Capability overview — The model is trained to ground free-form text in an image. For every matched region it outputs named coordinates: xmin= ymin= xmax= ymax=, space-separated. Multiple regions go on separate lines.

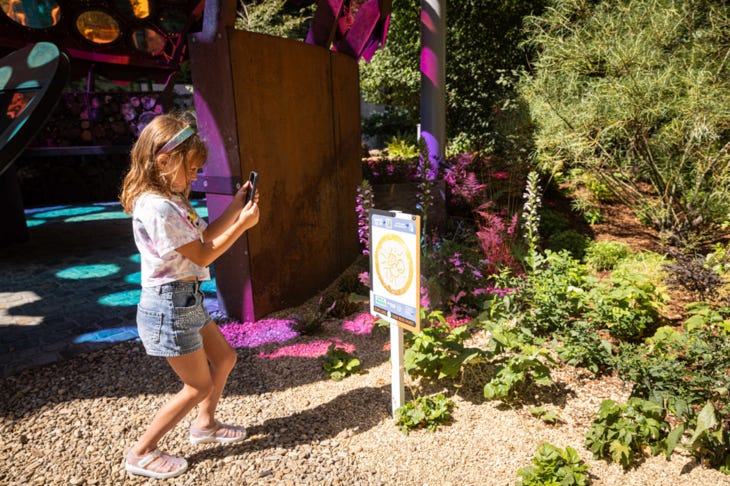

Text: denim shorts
xmin=136 ymin=280 xmax=212 ymax=357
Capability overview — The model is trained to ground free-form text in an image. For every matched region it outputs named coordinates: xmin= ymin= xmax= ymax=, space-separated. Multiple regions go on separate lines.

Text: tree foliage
xmin=519 ymin=0 xmax=730 ymax=247
xmin=235 ymin=0 xmax=315 ymax=39
xmin=360 ymin=0 xmax=546 ymax=152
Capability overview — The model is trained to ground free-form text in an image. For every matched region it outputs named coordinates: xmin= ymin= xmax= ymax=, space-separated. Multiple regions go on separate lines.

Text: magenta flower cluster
xmin=341 ymin=312 xmax=377 ymax=335
xmin=219 ymin=318 xmax=299 ymax=349
xmin=257 ymin=338 xmax=355 ymax=360
xmin=362 ymin=157 xmax=421 ymax=184
xmin=443 ymin=153 xmax=487 ymax=205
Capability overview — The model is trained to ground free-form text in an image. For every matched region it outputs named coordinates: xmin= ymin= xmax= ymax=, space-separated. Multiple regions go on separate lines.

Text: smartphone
xmin=245 ymin=171 xmax=259 ymax=204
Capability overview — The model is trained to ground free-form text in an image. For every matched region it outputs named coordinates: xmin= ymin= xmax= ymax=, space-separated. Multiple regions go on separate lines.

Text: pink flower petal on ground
xmin=342 ymin=312 xmax=377 ymax=335
xmin=220 ymin=318 xmax=299 ymax=349
xmin=257 ymin=338 xmax=355 ymax=360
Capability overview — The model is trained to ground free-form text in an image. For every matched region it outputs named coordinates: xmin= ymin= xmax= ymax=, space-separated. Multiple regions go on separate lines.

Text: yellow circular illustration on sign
xmin=374 ymin=233 xmax=413 ymax=296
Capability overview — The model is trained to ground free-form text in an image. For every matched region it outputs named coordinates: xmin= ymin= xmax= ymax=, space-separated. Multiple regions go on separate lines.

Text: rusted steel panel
xmin=227 ymin=29 xmax=361 ymax=318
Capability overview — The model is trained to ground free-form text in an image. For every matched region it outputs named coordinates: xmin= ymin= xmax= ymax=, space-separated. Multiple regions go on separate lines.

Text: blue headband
xmin=157 ymin=125 xmax=195 ymax=155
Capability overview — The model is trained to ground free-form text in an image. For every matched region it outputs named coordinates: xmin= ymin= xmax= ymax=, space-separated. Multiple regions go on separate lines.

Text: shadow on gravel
xmin=0 ymin=318 xmax=392 ymax=418
xmin=185 ymin=384 xmax=392 ymax=465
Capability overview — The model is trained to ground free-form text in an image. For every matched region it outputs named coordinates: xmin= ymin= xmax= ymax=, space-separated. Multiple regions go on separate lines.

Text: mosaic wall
xmin=28 ymin=90 xmax=194 ymax=148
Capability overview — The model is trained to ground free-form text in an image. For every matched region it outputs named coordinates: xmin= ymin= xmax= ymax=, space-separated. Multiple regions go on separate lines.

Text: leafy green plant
xmin=617 ymin=314 xmax=730 ymax=420
xmin=421 ymin=225 xmax=490 ymax=317
xmin=587 ymin=273 xmax=664 ymax=341
xmin=292 ymin=297 xmax=336 ymax=335
xmin=611 ymin=251 xmax=668 ymax=283
xmin=323 ymin=292 xmax=363 ymax=319
xmin=385 ymin=135 xmax=419 ymax=158
xmin=517 ymin=443 xmax=590 ymax=486
xmin=362 ymin=109 xmax=415 ymax=145
xmin=683 ymin=302 xmax=730 ymax=335
xmin=404 ymin=321 xmax=483 ymax=380
xmin=585 ymin=398 xmax=675 ymax=469
xmin=321 ymin=344 xmax=361 ymax=381
xmin=519 ymin=250 xmax=589 ymax=336
xmin=529 ymin=406 xmax=564 ymax=425
xmin=555 ymin=320 xmax=613 ymax=375
xmin=537 ymin=208 xmax=569 ymax=240
xmin=483 ymin=344 xmax=554 ymax=403
xmin=584 ymin=241 xmax=632 ymax=272
xmin=394 ymin=393 xmax=454 ymax=434
xmin=685 ymin=401 xmax=730 ymax=474
xmin=705 ymin=242 xmax=730 ymax=276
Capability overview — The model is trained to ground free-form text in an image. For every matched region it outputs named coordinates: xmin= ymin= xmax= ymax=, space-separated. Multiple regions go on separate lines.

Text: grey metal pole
xmin=420 ymin=0 xmax=446 ymax=176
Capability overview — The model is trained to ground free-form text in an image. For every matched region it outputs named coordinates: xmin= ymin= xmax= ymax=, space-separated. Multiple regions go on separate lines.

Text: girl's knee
xmin=183 ymin=381 xmax=214 ymax=402
xmin=216 ymin=347 xmax=237 ymax=372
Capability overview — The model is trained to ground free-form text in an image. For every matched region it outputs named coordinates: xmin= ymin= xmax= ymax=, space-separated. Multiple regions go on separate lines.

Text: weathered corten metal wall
xmin=190 ymin=26 xmax=361 ymax=320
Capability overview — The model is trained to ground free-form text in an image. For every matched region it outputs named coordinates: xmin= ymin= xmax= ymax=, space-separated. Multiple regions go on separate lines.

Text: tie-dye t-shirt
xmin=133 ymin=193 xmax=211 ymax=287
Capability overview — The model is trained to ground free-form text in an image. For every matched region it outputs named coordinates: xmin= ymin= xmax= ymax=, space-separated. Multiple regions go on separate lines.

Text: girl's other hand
xmin=235 ymin=180 xmax=251 ymax=206
xmin=238 ymin=189 xmax=259 ymax=229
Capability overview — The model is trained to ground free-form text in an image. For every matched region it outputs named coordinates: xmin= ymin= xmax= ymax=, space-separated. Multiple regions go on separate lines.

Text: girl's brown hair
xmin=120 ymin=112 xmax=208 ymax=214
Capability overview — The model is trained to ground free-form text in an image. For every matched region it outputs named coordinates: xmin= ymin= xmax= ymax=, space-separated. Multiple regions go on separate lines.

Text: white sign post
xmin=369 ymin=209 xmax=421 ymax=416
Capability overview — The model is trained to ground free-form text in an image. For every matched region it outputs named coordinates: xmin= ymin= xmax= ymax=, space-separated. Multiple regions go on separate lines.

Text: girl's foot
xmin=125 ymin=448 xmax=188 ymax=479
xmin=190 ymin=421 xmax=247 ymax=444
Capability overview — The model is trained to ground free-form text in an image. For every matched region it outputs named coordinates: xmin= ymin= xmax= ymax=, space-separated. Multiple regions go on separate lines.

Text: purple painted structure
xmin=419 ymin=0 xmax=445 ymax=176
xmin=188 ymin=0 xmax=255 ymax=321
xmin=306 ymin=0 xmax=392 ymax=61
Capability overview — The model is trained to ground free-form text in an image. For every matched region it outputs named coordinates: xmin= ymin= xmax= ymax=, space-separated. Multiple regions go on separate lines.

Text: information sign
xmin=369 ymin=209 xmax=421 ymax=332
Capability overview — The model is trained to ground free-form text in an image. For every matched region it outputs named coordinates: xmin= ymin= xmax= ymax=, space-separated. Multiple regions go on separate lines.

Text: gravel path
xmin=1 ymin=307 xmax=729 ymax=486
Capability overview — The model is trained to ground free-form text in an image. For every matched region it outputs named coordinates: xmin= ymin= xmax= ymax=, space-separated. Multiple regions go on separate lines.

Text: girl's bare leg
xmin=192 ymin=321 xmax=238 ymax=430
xmin=131 ymin=348 xmax=213 ymax=456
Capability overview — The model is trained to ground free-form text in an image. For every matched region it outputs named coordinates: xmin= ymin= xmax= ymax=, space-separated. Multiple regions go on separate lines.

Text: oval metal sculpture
xmin=0 ymin=41 xmax=69 ymax=176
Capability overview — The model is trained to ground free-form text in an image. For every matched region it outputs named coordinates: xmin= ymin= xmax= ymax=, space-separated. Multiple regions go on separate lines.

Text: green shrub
xmin=587 ymin=273 xmax=664 ymax=341
xmin=584 ymin=241 xmax=632 ymax=271
xmin=403 ymin=321 xmax=483 ymax=380
xmin=362 ymin=109 xmax=414 ymax=144
xmin=555 ymin=320 xmax=613 ymax=375
xmin=520 ymin=0 xmax=730 ymax=245
xmin=612 ymin=251 xmax=668 ymax=281
xmin=520 ymin=250 xmax=589 ymax=335
xmin=321 ymin=344 xmax=361 ymax=381
xmin=483 ymin=344 xmax=554 ymax=403
xmin=517 ymin=443 xmax=590 ymax=486
xmin=385 ymin=135 xmax=419 ymax=158
xmin=585 ymin=398 xmax=674 ymax=469
xmin=570 ymin=196 xmax=603 ymax=225
xmin=547 ymin=229 xmax=592 ymax=259
xmin=617 ymin=314 xmax=730 ymax=419
xmin=686 ymin=401 xmax=730 ymax=474
xmin=394 ymin=393 xmax=454 ymax=434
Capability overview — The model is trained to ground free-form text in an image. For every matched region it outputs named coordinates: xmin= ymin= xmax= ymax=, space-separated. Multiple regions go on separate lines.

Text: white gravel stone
xmin=1 ymin=275 xmax=729 ymax=485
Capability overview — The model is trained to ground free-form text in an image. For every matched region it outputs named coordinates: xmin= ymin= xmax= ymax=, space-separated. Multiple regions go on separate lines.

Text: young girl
xmin=119 ymin=112 xmax=259 ymax=479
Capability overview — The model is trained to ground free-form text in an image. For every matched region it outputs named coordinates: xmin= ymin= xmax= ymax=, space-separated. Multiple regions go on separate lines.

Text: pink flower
xmin=220 ymin=318 xmax=299 ymax=348
xmin=445 ymin=314 xmax=471 ymax=330
xmin=489 ymin=171 xmax=509 ymax=180
xmin=342 ymin=312 xmax=377 ymax=335
xmin=257 ymin=338 xmax=355 ymax=359
xmin=358 ymin=271 xmax=370 ymax=288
